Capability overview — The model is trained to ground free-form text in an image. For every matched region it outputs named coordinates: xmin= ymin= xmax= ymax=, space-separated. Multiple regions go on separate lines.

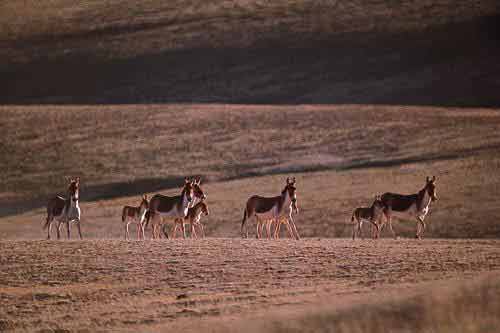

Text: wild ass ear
xmin=292 ymin=177 xmax=296 ymax=184
xmin=286 ymin=177 xmax=290 ymax=185
xmin=426 ymin=176 xmax=430 ymax=183
xmin=76 ymin=177 xmax=80 ymax=184
xmin=143 ymin=194 xmax=147 ymax=200
xmin=432 ymin=176 xmax=436 ymax=182
xmin=184 ymin=177 xmax=190 ymax=184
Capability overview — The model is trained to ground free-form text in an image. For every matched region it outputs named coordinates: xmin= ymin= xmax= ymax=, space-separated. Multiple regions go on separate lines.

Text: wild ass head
xmin=425 ymin=176 xmax=438 ymax=202
xmin=284 ymin=177 xmax=298 ymax=208
xmin=372 ymin=195 xmax=385 ymax=212
xmin=201 ymin=202 xmax=210 ymax=216
xmin=192 ymin=177 xmax=207 ymax=202
xmin=182 ymin=178 xmax=195 ymax=203
xmin=68 ymin=177 xmax=80 ymax=202
xmin=139 ymin=194 xmax=149 ymax=211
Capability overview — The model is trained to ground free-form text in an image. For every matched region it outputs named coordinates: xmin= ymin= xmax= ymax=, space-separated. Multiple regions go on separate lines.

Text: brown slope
xmin=1 ymin=1 xmax=499 ymax=105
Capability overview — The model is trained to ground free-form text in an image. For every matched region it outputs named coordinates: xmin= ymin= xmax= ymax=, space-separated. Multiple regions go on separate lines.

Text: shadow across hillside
xmin=4 ymin=141 xmax=498 ymax=219
xmin=2 ymin=16 xmax=500 ymax=106
xmin=0 ymin=176 xmax=187 ymax=218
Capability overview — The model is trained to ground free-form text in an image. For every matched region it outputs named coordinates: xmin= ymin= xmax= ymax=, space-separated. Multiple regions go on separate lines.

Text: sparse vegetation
xmin=0 ymin=239 xmax=499 ymax=331
xmin=1 ymin=106 xmax=500 ymax=238
xmin=235 ymin=274 xmax=500 ymax=333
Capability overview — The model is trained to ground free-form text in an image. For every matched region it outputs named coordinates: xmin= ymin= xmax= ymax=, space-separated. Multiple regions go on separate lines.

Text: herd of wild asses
xmin=44 ymin=176 xmax=438 ymax=240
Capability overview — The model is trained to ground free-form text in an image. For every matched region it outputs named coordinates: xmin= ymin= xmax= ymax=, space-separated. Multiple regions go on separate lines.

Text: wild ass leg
xmin=141 ymin=222 xmax=146 ymax=240
xmin=284 ymin=219 xmax=294 ymax=239
xmin=352 ymin=215 xmax=359 ymax=240
xmin=76 ymin=220 xmax=83 ymax=239
xmin=149 ymin=213 xmax=156 ymax=239
xmin=47 ymin=221 xmax=52 ymax=240
xmin=46 ymin=215 xmax=53 ymax=240
xmin=369 ymin=218 xmax=379 ymax=239
xmin=125 ymin=221 xmax=130 ymax=240
xmin=288 ymin=214 xmax=300 ymax=240
xmin=265 ymin=219 xmax=273 ymax=239
xmin=385 ymin=210 xmax=397 ymax=239
xmin=255 ymin=216 xmax=262 ymax=239
xmin=190 ymin=223 xmax=198 ymax=239
xmin=200 ymin=223 xmax=205 ymax=238
xmin=55 ymin=221 xmax=63 ymax=240
xmin=180 ymin=220 xmax=187 ymax=239
xmin=152 ymin=214 xmax=162 ymax=239
xmin=171 ymin=223 xmax=178 ymax=239
xmin=66 ymin=221 xmax=71 ymax=239
xmin=274 ymin=219 xmax=281 ymax=239
xmin=416 ymin=216 xmax=425 ymax=239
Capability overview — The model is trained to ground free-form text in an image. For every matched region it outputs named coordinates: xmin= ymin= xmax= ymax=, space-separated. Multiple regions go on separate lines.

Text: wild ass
xmin=171 ymin=201 xmax=210 ymax=238
xmin=147 ymin=178 xmax=205 ymax=239
xmin=351 ymin=196 xmax=383 ymax=240
xmin=379 ymin=176 xmax=438 ymax=239
xmin=44 ymin=177 xmax=82 ymax=240
xmin=241 ymin=177 xmax=300 ymax=240
xmin=121 ymin=195 xmax=149 ymax=240
xmin=170 ymin=177 xmax=206 ymax=238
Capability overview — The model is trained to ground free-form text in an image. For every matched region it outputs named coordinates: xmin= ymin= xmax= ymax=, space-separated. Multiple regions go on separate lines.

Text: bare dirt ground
xmin=1 ymin=238 xmax=499 ymax=332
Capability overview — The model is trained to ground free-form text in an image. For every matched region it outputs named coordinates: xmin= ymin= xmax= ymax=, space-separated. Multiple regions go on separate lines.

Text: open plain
xmin=1 ymin=239 xmax=500 ymax=332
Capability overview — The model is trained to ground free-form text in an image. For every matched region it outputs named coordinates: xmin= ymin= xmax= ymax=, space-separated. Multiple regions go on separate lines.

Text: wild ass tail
xmin=144 ymin=210 xmax=151 ymax=231
xmin=240 ymin=209 xmax=248 ymax=238
xmin=43 ymin=205 xmax=51 ymax=230
xmin=43 ymin=216 xmax=50 ymax=230
xmin=121 ymin=207 xmax=127 ymax=223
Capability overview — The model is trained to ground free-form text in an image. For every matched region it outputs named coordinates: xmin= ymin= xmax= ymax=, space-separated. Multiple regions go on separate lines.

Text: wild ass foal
xmin=44 ymin=177 xmax=82 ymax=239
xmin=121 ymin=195 xmax=149 ymax=240
xmin=256 ymin=199 xmax=299 ymax=239
xmin=147 ymin=178 xmax=205 ymax=239
xmin=379 ymin=176 xmax=438 ymax=239
xmin=351 ymin=196 xmax=383 ymax=240
xmin=172 ymin=201 xmax=210 ymax=238
xmin=241 ymin=177 xmax=300 ymax=240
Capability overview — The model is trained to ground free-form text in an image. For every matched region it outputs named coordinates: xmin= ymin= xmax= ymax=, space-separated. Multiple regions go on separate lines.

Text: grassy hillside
xmin=1 ymin=0 xmax=499 ymax=104
xmin=1 ymin=1 xmax=500 ymax=238
xmin=1 ymin=105 xmax=500 ymax=239
xmin=234 ymin=273 xmax=500 ymax=333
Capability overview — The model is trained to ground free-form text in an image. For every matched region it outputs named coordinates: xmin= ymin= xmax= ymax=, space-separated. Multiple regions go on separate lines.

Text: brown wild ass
xmin=44 ymin=177 xmax=82 ymax=240
xmin=146 ymin=178 xmax=205 ymax=239
xmin=121 ymin=195 xmax=149 ymax=240
xmin=170 ymin=177 xmax=206 ymax=238
xmin=379 ymin=176 xmax=438 ymax=239
xmin=171 ymin=201 xmax=210 ymax=238
xmin=241 ymin=177 xmax=300 ymax=240
xmin=351 ymin=196 xmax=383 ymax=240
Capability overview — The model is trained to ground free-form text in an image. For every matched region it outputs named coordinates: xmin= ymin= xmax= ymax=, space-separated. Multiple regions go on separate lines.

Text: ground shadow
xmin=2 ymin=15 xmax=500 ymax=106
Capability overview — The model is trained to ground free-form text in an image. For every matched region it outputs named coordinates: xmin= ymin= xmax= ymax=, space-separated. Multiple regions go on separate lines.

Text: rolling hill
xmin=1 ymin=0 xmax=499 ymax=105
